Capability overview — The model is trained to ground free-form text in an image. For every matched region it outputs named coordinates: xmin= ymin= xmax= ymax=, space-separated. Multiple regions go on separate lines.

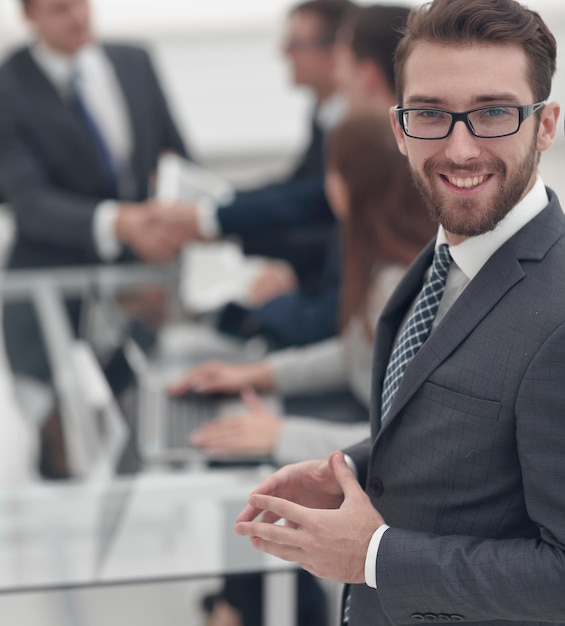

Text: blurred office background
xmin=1 ymin=0 xmax=563 ymax=191
xmin=0 ymin=2 xmax=563 ymax=624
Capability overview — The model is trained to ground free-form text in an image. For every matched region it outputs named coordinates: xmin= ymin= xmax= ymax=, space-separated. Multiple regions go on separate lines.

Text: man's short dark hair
xmin=343 ymin=5 xmax=410 ymax=93
xmin=394 ymin=0 xmax=557 ymax=105
xmin=289 ymin=0 xmax=358 ymax=45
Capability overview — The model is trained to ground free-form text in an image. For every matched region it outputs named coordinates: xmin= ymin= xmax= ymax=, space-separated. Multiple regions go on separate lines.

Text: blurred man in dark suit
xmin=196 ymin=0 xmax=355 ymax=270
xmin=0 ymin=0 xmax=194 ymax=476
xmin=177 ymin=4 xmax=413 ymax=352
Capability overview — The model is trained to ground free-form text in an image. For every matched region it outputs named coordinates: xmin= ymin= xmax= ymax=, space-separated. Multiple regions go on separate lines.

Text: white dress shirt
xmin=31 ymin=41 xmax=132 ymax=261
xmin=364 ymin=176 xmax=549 ymax=589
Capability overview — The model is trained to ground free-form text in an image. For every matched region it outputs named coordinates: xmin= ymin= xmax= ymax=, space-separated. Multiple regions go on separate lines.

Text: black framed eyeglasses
xmin=395 ymin=102 xmax=546 ymax=140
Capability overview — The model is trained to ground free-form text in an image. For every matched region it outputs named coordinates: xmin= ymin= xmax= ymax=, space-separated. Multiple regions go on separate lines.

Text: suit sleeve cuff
xmin=196 ymin=198 xmax=221 ymax=238
xmin=365 ymin=524 xmax=390 ymax=588
xmin=93 ymin=201 xmax=123 ymax=261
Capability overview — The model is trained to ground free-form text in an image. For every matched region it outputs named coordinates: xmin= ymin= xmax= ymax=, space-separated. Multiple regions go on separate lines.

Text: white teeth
xmin=447 ymin=175 xmax=487 ymax=189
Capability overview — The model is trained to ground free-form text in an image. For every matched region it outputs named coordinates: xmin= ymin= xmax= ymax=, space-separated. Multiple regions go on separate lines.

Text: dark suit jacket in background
xmin=0 ymin=43 xmax=189 ymax=270
xmin=0 ymin=43 xmax=190 ymax=381
xmin=214 ymin=113 xmax=339 ymax=347
xmin=216 ymin=113 xmax=334 ymax=271
xmin=217 ymin=224 xmax=340 ymax=349
xmin=287 ymin=111 xmax=325 ymax=182
xmin=345 ymin=189 xmax=565 ymax=626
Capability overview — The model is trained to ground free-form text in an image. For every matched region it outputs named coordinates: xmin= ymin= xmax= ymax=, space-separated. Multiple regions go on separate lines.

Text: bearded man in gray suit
xmin=234 ymin=1 xmax=565 ymax=625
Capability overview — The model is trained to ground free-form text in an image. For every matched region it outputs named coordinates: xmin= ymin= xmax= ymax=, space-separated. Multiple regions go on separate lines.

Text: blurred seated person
xmin=172 ymin=112 xmax=434 ymax=464
xmin=170 ymin=112 xmax=435 ymax=626
xmin=0 ymin=0 xmax=193 ymax=476
xmin=184 ymin=4 xmax=411 ymax=351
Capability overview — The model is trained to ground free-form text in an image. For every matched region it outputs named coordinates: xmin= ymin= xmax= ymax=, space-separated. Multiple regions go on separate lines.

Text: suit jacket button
xmin=423 ymin=614 xmax=438 ymax=622
xmin=450 ymin=616 xmax=464 ymax=622
xmin=437 ymin=615 xmax=452 ymax=622
xmin=410 ymin=614 xmax=425 ymax=622
xmin=369 ymin=477 xmax=384 ymax=497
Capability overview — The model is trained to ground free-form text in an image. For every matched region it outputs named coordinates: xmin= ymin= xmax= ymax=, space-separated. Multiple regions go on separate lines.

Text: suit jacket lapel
xmin=21 ymin=49 xmax=90 ymax=145
xmin=21 ymin=48 xmax=118 ymax=192
xmin=372 ymin=193 xmax=565 ymax=439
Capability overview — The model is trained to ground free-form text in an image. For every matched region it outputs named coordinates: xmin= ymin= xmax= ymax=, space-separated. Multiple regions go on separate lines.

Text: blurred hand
xmin=115 ymin=200 xmax=196 ymax=263
xmin=168 ymin=360 xmax=275 ymax=396
xmin=207 ymin=601 xmax=243 ymax=626
xmin=157 ymin=201 xmax=200 ymax=241
xmin=235 ymin=451 xmax=385 ymax=583
xmin=190 ymin=388 xmax=283 ymax=455
xmin=247 ymin=261 xmax=298 ymax=306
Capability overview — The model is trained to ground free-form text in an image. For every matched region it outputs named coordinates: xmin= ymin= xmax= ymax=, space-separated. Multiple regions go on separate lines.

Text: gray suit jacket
xmin=345 ymin=190 xmax=565 ymax=626
xmin=0 ymin=43 xmax=189 ymax=269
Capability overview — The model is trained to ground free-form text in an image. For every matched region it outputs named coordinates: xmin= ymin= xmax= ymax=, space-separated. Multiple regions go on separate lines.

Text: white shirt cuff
xmin=365 ymin=524 xmax=390 ymax=588
xmin=195 ymin=198 xmax=221 ymax=238
xmin=93 ymin=201 xmax=123 ymax=261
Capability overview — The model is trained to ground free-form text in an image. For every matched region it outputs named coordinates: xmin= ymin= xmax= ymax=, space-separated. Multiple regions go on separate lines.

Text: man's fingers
xmin=248 ymin=494 xmax=307 ymax=527
xmin=235 ymin=503 xmax=266 ymax=524
xmin=249 ymin=536 xmax=305 ymax=564
xmin=235 ymin=494 xmax=296 ymax=526
xmin=330 ymin=451 xmax=363 ymax=500
xmin=261 ymin=510 xmax=283 ymax=525
xmin=235 ymin=519 xmax=302 ymax=547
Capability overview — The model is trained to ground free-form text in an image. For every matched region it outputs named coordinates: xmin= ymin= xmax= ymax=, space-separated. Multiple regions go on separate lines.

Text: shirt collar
xmin=437 ymin=176 xmax=549 ymax=280
xmin=31 ymin=41 xmax=100 ymax=94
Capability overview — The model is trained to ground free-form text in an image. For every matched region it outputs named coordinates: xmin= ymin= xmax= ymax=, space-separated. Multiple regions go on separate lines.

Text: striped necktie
xmin=380 ymin=243 xmax=452 ymax=421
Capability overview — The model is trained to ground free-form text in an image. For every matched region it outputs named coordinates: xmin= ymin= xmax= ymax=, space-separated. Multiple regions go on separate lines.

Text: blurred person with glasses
xmin=171 ymin=1 xmax=358 ymax=352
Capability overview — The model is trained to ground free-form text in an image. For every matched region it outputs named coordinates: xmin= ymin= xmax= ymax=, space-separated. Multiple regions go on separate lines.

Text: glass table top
xmin=0 ymin=467 xmax=290 ymax=594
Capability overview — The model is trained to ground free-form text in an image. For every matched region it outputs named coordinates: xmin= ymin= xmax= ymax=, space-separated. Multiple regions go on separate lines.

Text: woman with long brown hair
xmin=169 ymin=112 xmax=435 ymax=463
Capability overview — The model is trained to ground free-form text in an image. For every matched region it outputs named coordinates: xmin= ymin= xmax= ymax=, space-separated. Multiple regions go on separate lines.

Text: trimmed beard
xmin=410 ymin=135 xmax=539 ymax=237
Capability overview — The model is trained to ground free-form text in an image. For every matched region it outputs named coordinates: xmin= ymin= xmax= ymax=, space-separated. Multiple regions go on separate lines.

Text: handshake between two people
xmin=115 ymin=199 xmax=201 ymax=264
xmin=114 ymin=200 xmax=300 ymax=310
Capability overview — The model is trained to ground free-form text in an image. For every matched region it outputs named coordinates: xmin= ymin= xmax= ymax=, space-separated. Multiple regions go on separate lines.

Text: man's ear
xmin=536 ymin=101 xmax=560 ymax=154
xmin=390 ymin=105 xmax=408 ymax=156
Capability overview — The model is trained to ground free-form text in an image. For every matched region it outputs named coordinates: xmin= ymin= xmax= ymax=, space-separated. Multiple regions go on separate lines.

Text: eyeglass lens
xmin=403 ymin=106 xmax=521 ymax=139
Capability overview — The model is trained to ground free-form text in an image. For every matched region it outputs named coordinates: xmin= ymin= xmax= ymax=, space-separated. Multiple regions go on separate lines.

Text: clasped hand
xmin=116 ymin=200 xmax=199 ymax=263
xmin=235 ymin=451 xmax=385 ymax=584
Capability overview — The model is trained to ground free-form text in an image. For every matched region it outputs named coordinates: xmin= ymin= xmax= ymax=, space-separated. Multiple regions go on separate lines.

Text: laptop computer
xmin=121 ymin=323 xmax=277 ymax=468
xmin=80 ymin=275 xmax=276 ymax=468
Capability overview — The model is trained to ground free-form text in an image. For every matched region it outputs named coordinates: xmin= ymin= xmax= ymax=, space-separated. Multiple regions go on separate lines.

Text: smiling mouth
xmin=444 ymin=174 xmax=489 ymax=190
